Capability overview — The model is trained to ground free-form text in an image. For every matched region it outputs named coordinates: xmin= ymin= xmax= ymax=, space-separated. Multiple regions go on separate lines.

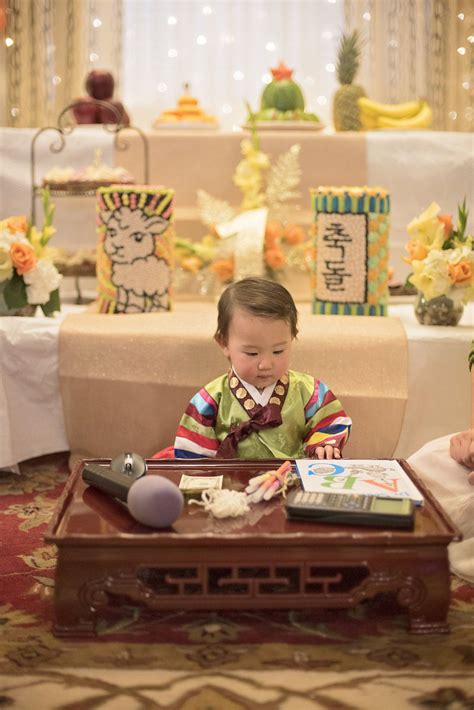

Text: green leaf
xmin=442 ymin=238 xmax=455 ymax=250
xmin=3 ymin=273 xmax=27 ymax=308
xmin=453 ymin=197 xmax=468 ymax=242
xmin=40 ymin=288 xmax=60 ymax=317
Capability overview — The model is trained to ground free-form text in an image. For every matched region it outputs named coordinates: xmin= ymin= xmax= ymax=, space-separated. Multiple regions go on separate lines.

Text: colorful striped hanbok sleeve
xmin=174 ymin=387 xmax=220 ymax=458
xmin=303 ymin=379 xmax=352 ymax=456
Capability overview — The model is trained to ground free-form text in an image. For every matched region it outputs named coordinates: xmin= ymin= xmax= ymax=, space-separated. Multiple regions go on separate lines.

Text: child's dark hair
xmin=215 ymin=277 xmax=298 ymax=344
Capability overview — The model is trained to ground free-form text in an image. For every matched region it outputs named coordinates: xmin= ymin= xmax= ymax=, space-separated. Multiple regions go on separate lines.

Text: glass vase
xmin=414 ymin=291 xmax=464 ymax=326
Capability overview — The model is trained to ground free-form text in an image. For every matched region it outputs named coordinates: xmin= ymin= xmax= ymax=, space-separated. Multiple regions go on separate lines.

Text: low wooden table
xmin=45 ymin=458 xmax=460 ymax=637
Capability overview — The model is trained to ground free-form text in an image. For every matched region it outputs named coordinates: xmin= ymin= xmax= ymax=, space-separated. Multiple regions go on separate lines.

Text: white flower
xmin=0 ymin=230 xmax=29 ymax=249
xmin=23 ymin=259 xmax=62 ymax=305
xmin=447 ymin=245 xmax=472 ymax=265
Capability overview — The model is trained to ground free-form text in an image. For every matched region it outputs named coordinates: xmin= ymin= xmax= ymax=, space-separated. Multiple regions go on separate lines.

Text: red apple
xmin=85 ymin=70 xmax=115 ymax=101
xmin=71 ymin=97 xmax=99 ymax=124
xmin=97 ymin=100 xmax=130 ymax=126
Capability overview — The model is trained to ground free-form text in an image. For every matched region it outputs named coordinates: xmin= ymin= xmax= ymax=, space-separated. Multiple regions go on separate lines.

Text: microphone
xmin=82 ymin=461 xmax=184 ymax=528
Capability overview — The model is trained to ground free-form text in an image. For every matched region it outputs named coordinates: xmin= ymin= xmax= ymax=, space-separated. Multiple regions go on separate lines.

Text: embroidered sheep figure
xmin=104 ymin=206 xmax=171 ymax=312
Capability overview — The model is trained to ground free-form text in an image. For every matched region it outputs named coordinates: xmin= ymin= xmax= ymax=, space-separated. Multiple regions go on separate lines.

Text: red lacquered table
xmin=45 ymin=458 xmax=460 ymax=637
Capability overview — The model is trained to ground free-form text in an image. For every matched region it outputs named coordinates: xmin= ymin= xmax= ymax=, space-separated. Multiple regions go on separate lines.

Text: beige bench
xmin=59 ymin=302 xmax=407 ymax=462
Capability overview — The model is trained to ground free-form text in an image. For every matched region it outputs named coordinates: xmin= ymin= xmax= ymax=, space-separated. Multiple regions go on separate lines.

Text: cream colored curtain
xmin=5 ymin=0 xmax=123 ymax=128
xmin=344 ymin=0 xmax=473 ymax=132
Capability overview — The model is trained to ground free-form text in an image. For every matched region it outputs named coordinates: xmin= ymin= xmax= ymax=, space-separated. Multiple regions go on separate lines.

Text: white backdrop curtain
xmin=2 ymin=0 xmax=473 ymax=131
xmin=121 ymin=0 xmax=344 ymax=130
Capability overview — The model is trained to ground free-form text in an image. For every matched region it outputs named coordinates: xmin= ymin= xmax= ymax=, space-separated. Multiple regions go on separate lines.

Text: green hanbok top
xmin=174 ymin=369 xmax=351 ymax=459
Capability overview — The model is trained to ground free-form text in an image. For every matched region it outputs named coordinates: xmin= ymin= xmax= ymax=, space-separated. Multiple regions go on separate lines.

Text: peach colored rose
xmin=265 ymin=247 xmax=285 ymax=270
xmin=283 ymin=223 xmax=305 ymax=245
xmin=449 ymin=261 xmax=471 ymax=285
xmin=404 ymin=239 xmax=428 ymax=263
xmin=10 ymin=242 xmax=37 ymax=274
xmin=438 ymin=213 xmax=453 ymax=237
xmin=265 ymin=220 xmax=283 ymax=247
xmin=210 ymin=258 xmax=234 ymax=282
xmin=6 ymin=216 xmax=28 ymax=234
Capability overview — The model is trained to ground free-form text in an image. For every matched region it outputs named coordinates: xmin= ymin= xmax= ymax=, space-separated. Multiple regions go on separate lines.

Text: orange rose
xmin=404 ymin=239 xmax=428 ymax=263
xmin=10 ymin=242 xmax=37 ymax=274
xmin=438 ymin=213 xmax=453 ymax=237
xmin=6 ymin=216 xmax=28 ymax=234
xmin=210 ymin=258 xmax=234 ymax=282
xmin=283 ymin=223 xmax=306 ymax=245
xmin=265 ymin=220 xmax=283 ymax=247
xmin=449 ymin=261 xmax=471 ymax=284
xmin=265 ymin=247 xmax=285 ymax=270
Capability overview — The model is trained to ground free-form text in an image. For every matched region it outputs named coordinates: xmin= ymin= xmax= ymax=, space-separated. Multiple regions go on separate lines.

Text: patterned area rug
xmin=1 ymin=453 xmax=473 ymax=709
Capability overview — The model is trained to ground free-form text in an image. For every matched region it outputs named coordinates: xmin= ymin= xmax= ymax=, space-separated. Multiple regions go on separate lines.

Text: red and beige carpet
xmin=1 ymin=453 xmax=473 ymax=709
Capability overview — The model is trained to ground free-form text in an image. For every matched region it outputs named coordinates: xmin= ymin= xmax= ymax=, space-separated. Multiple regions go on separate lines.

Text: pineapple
xmin=333 ymin=30 xmax=366 ymax=131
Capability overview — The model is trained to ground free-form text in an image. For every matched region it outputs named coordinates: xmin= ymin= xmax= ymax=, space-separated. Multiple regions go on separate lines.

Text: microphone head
xmin=127 ymin=475 xmax=184 ymax=528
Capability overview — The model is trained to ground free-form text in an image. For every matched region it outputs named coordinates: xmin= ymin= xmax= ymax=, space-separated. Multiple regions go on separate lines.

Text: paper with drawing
xmin=295 ymin=459 xmax=424 ymax=504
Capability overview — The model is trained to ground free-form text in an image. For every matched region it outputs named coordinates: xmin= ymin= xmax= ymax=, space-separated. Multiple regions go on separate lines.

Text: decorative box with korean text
xmin=310 ymin=186 xmax=390 ymax=316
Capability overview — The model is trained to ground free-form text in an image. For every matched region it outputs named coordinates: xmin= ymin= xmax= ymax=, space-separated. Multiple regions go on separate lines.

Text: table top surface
xmin=46 ymin=458 xmax=460 ymax=547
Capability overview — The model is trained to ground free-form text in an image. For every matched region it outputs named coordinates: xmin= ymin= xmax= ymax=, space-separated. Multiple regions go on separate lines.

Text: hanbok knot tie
xmin=216 ymin=403 xmax=282 ymax=458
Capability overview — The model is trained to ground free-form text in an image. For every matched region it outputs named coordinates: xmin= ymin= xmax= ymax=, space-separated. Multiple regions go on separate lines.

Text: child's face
xmin=220 ymin=307 xmax=293 ymax=389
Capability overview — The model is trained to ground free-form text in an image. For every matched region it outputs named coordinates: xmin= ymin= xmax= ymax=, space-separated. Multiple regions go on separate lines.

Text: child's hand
xmin=314 ymin=445 xmax=341 ymax=460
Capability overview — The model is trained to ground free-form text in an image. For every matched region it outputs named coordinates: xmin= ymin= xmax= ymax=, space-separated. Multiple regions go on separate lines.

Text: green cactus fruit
xmin=261 ymin=62 xmax=305 ymax=113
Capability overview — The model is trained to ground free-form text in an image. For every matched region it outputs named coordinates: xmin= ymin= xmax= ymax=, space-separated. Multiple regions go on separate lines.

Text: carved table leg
xmin=53 ymin=555 xmax=97 ymax=637
xmin=396 ymin=557 xmax=451 ymax=634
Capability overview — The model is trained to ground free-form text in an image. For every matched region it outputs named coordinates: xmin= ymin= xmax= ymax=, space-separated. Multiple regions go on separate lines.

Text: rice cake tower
xmin=96 ymin=185 xmax=174 ymax=313
xmin=310 ymin=186 xmax=390 ymax=316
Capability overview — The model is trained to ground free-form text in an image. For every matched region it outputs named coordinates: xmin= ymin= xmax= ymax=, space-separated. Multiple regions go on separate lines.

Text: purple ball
xmin=127 ymin=475 xmax=184 ymax=528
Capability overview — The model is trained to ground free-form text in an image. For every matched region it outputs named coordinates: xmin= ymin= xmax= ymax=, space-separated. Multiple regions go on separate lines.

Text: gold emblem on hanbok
xmin=236 ymin=387 xmax=247 ymax=399
xmin=244 ymin=398 xmax=255 ymax=410
xmin=230 ymin=376 xmax=239 ymax=388
xmin=269 ymin=396 xmax=281 ymax=405
xmin=275 ymin=385 xmax=285 ymax=395
xmin=280 ymin=374 xmax=289 ymax=385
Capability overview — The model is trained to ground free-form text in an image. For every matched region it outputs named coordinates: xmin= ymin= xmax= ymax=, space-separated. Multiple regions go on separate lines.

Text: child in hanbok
xmin=173 ymin=277 xmax=351 ymax=459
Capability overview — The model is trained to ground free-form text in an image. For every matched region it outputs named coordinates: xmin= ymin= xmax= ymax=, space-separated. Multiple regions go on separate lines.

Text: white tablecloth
xmin=1 ymin=301 xmax=472 ymax=471
xmin=0 ymin=305 xmax=83 ymax=472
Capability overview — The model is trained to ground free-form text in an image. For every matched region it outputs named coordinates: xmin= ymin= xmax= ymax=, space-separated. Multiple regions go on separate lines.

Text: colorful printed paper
xmin=96 ymin=185 xmax=174 ymax=313
xmin=295 ymin=459 xmax=424 ymax=504
xmin=310 ymin=186 xmax=390 ymax=316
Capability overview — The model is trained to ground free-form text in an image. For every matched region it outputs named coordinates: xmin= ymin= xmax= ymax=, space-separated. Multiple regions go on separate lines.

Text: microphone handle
xmin=82 ymin=463 xmax=135 ymax=502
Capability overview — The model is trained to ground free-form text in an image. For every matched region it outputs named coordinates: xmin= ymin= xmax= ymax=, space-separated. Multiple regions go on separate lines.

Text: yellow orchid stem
xmin=245 ymin=101 xmax=260 ymax=151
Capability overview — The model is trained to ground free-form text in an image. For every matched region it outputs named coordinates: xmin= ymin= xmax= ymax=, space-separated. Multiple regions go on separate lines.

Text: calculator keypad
xmin=294 ymin=491 xmax=373 ymax=512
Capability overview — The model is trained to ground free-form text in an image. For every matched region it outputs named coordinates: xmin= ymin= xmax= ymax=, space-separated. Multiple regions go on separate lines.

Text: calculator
xmin=285 ymin=490 xmax=415 ymax=529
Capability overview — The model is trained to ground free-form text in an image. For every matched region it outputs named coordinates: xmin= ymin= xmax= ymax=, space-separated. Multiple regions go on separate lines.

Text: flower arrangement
xmin=0 ymin=189 xmax=62 ymax=315
xmin=174 ymin=113 xmax=311 ymax=286
xmin=404 ymin=200 xmax=473 ymax=305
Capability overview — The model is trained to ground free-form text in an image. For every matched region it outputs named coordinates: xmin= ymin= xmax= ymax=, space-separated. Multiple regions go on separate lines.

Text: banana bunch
xmin=357 ymin=97 xmax=433 ymax=130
